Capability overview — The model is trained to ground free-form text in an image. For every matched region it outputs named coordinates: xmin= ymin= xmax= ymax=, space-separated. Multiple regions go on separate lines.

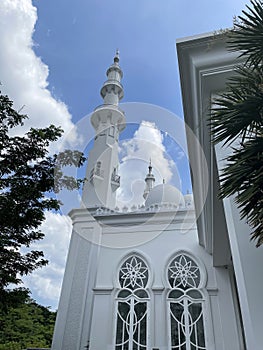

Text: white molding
xmin=93 ymin=287 xmax=114 ymax=293
xmin=176 ymin=33 xmax=240 ymax=265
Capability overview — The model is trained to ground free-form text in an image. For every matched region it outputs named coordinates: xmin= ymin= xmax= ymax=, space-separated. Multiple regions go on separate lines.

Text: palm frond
xmin=210 ymin=65 xmax=263 ymax=145
xmin=228 ymin=0 xmax=263 ymax=68
xmin=209 ymin=0 xmax=263 ymax=245
xmin=218 ymin=135 xmax=263 ymax=246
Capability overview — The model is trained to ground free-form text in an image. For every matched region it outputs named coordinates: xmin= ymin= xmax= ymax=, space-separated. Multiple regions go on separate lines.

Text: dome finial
xmin=114 ymin=49 xmax=120 ymax=63
xmin=148 ymin=158 xmax=152 ymax=173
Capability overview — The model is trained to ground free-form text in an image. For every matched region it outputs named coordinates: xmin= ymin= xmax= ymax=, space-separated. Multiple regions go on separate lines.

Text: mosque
xmin=51 ymin=32 xmax=263 ymax=350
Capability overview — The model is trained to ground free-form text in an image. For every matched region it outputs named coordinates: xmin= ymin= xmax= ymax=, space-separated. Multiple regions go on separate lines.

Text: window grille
xmin=167 ymin=254 xmax=206 ymax=350
xmin=115 ymin=255 xmax=149 ymax=350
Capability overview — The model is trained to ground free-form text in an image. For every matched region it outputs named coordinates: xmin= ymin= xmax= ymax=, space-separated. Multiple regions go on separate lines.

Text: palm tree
xmin=210 ymin=0 xmax=263 ymax=246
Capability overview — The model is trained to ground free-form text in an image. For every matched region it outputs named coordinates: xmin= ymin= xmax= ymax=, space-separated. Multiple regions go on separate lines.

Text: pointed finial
xmin=114 ymin=49 xmax=120 ymax=63
xmin=148 ymin=158 xmax=152 ymax=173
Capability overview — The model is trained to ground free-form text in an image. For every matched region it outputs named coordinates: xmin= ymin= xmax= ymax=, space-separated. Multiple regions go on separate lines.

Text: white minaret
xmin=82 ymin=50 xmax=126 ymax=210
xmin=143 ymin=160 xmax=155 ymax=199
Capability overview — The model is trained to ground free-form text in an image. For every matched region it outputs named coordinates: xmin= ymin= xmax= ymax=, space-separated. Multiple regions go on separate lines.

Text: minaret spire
xmin=143 ymin=160 xmax=155 ymax=200
xmin=115 ymin=49 xmax=120 ymax=62
xmin=100 ymin=50 xmax=124 ymax=105
xmin=82 ymin=52 xmax=126 ymax=209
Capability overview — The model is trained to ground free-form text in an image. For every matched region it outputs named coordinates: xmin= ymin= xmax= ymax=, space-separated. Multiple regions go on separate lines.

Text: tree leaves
xmin=218 ymin=136 xmax=263 ymax=245
xmin=230 ymin=0 xmax=263 ymax=68
xmin=0 ymin=91 xmax=86 ymax=305
xmin=0 ymin=297 xmax=56 ymax=348
xmin=210 ymin=0 xmax=263 ymax=246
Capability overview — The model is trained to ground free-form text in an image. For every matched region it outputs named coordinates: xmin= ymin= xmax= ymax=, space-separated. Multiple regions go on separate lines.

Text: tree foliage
xmin=0 ymin=297 xmax=56 ymax=349
xmin=0 ymin=91 xmax=85 ymax=308
xmin=210 ymin=0 xmax=263 ymax=246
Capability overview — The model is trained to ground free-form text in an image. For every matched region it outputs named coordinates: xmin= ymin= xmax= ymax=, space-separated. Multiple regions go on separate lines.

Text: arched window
xmin=115 ymin=255 xmax=149 ymax=350
xmin=167 ymin=254 xmax=206 ymax=350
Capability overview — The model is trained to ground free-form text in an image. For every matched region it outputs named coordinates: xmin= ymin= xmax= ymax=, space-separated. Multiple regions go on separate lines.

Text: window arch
xmin=167 ymin=253 xmax=207 ymax=350
xmin=115 ymin=255 xmax=149 ymax=350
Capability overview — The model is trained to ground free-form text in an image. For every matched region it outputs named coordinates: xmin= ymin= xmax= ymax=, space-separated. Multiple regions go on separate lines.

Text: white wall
xmin=215 ymin=142 xmax=263 ymax=350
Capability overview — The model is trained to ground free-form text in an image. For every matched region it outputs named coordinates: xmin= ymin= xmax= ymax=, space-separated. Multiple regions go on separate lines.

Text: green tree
xmin=0 ymin=91 xmax=85 ymax=309
xmin=210 ymin=0 xmax=263 ymax=246
xmin=0 ymin=297 xmax=56 ymax=349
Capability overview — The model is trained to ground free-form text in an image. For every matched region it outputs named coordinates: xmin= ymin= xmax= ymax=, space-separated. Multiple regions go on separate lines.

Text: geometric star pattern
xmin=168 ymin=254 xmax=200 ymax=289
xmin=119 ymin=256 xmax=148 ymax=290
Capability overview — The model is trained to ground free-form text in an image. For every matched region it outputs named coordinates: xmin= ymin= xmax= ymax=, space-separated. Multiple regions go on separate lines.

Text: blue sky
xmin=32 ymin=0 xmax=248 ymax=119
xmin=0 ymin=0 xmax=249 ymax=309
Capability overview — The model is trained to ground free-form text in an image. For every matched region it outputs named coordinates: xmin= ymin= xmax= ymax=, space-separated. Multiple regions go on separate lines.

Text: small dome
xmin=145 ymin=184 xmax=185 ymax=208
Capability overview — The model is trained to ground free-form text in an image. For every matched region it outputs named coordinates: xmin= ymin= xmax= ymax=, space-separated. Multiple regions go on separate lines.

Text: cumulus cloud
xmin=0 ymin=0 xmax=76 ymax=147
xmin=0 ymin=1 xmax=78 ymax=308
xmin=117 ymin=120 xmax=175 ymax=208
xmin=22 ymin=121 xmax=176 ymax=308
xmin=23 ymin=212 xmax=72 ymax=310
xmin=0 ymin=2 xmax=185 ymax=308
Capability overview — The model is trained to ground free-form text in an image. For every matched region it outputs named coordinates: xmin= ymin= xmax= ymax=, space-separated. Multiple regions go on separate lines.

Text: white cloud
xmin=0 ymin=0 xmax=77 ymax=309
xmin=0 ymin=1 xmax=188 ymax=308
xmin=117 ymin=120 xmax=175 ymax=208
xmin=0 ymin=0 xmax=76 ymax=147
xmin=173 ymin=144 xmax=186 ymax=161
xmin=22 ymin=121 xmax=175 ymax=308
xmin=23 ymin=212 xmax=72 ymax=310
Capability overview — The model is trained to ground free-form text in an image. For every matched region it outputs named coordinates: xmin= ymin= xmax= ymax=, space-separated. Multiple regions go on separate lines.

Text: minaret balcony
xmin=101 ymin=79 xmax=123 ymax=90
xmin=91 ymin=105 xmax=126 ymax=132
xmin=100 ymin=80 xmax=124 ymax=100
xmin=93 ymin=103 xmax=124 ymax=114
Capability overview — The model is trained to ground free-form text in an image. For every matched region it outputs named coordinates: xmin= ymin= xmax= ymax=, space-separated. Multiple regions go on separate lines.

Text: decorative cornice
xmin=176 ymin=32 xmax=241 ymax=266
xmin=68 ymin=207 xmax=196 ymax=226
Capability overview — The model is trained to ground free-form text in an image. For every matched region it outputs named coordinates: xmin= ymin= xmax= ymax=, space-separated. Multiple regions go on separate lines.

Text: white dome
xmin=145 ymin=184 xmax=185 ymax=208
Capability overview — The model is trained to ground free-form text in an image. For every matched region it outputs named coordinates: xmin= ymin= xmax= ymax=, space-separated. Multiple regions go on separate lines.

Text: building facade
xmin=52 ymin=45 xmax=250 ymax=350
xmin=177 ymin=32 xmax=263 ymax=350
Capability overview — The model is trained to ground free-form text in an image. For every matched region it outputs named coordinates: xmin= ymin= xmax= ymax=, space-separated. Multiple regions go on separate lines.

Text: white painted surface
xmin=52 ymin=46 xmax=244 ymax=350
xmin=52 ymin=208 xmax=241 ymax=349
xmin=177 ymin=32 xmax=263 ymax=349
